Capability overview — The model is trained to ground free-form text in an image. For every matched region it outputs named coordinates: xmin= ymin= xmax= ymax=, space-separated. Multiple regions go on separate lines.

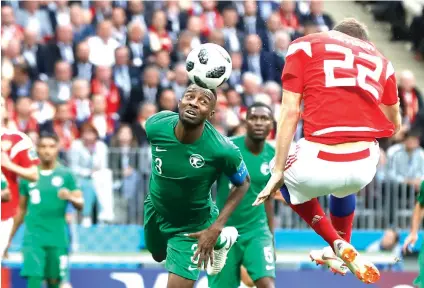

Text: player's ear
xmin=209 ymin=110 xmax=215 ymax=119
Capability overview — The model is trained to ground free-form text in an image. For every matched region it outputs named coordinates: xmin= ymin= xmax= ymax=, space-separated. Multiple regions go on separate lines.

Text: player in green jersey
xmin=144 ymin=84 xmax=251 ymax=288
xmin=1 ymin=172 xmax=10 ymax=202
xmin=8 ymin=133 xmax=83 ymax=288
xmin=403 ymin=180 xmax=424 ymax=287
xmin=208 ymin=102 xmax=276 ymax=288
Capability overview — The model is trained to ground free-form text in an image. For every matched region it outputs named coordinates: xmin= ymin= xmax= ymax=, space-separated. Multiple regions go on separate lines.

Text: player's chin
xmin=181 ymin=116 xmax=201 ymax=126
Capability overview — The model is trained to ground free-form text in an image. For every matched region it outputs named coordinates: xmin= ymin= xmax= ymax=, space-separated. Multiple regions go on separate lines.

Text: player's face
xmin=246 ymin=107 xmax=273 ymax=141
xmin=37 ymin=138 xmax=59 ymax=163
xmin=179 ymin=88 xmax=215 ymax=126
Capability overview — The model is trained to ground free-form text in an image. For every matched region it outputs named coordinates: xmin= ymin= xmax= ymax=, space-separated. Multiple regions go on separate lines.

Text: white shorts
xmin=0 ymin=217 xmax=14 ymax=258
xmin=281 ymin=138 xmax=380 ymax=205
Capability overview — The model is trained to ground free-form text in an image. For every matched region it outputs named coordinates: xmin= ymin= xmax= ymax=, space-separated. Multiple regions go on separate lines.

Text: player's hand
xmin=1 ymin=152 xmax=12 ymax=169
xmin=58 ymin=188 xmax=71 ymax=200
xmin=186 ymin=225 xmax=221 ymax=270
xmin=253 ymin=171 xmax=284 ymax=206
xmin=402 ymin=232 xmax=418 ymax=253
xmin=2 ymin=242 xmax=11 ymax=260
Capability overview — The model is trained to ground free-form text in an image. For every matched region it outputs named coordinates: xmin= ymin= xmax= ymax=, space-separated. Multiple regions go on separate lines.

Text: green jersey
xmin=145 ymin=111 xmax=247 ymax=226
xmin=216 ymin=135 xmax=275 ymax=235
xmin=1 ymin=172 xmax=8 ymax=190
xmin=19 ymin=165 xmax=79 ymax=248
xmin=417 ymin=181 xmax=424 ymax=207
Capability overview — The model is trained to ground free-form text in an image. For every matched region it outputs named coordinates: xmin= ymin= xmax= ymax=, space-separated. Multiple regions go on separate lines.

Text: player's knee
xmin=255 ymin=277 xmax=275 ymax=288
xmin=152 ymin=254 xmax=166 ymax=263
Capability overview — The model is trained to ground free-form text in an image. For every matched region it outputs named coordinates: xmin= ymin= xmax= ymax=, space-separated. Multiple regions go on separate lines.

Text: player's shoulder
xmin=146 ymin=111 xmax=178 ymax=127
xmin=204 ymin=123 xmax=240 ymax=154
xmin=228 ymin=135 xmax=245 ymax=146
xmin=1 ymin=129 xmax=35 ymax=157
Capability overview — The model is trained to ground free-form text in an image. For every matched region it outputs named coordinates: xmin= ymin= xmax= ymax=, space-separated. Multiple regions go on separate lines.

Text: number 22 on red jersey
xmin=282 ymin=31 xmax=398 ymax=106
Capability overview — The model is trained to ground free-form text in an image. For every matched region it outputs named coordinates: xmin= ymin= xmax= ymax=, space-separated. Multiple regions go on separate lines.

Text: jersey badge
xmin=260 ymin=163 xmax=270 ymax=175
xmin=52 ymin=176 xmax=64 ymax=187
xmin=1 ymin=140 xmax=12 ymax=152
xmin=189 ymin=154 xmax=205 ymax=169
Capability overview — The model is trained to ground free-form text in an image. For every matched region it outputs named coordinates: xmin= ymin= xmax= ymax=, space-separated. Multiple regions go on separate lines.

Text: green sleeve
xmin=65 ymin=171 xmax=79 ymax=192
xmin=19 ymin=179 xmax=29 ymax=197
xmin=1 ymin=173 xmax=7 ymax=190
xmin=221 ymin=142 xmax=248 ymax=186
xmin=145 ymin=111 xmax=171 ymax=141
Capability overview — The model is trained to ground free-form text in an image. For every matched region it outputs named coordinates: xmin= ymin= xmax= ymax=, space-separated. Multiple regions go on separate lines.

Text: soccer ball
xmin=186 ymin=43 xmax=232 ymax=89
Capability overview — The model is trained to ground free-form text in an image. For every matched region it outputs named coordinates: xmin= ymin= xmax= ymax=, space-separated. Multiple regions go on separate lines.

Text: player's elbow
xmin=27 ymin=170 xmax=39 ymax=182
xmin=1 ymin=189 xmax=11 ymax=202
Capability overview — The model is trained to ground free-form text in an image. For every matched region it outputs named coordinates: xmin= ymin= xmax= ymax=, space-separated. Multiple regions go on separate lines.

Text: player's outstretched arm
xmin=253 ymin=90 xmax=301 ymax=206
xmin=1 ymin=152 xmax=38 ymax=182
xmin=403 ymin=202 xmax=424 ymax=253
xmin=60 ymin=189 xmax=84 ymax=211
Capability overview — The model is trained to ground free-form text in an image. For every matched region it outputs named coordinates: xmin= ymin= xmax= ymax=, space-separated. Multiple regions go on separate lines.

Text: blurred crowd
xmin=1 ymin=0 xmax=423 ymax=226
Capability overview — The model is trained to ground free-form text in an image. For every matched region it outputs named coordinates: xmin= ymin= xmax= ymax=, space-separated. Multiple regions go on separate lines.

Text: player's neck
xmin=175 ymin=120 xmax=204 ymax=144
xmin=40 ymin=161 xmax=56 ymax=171
xmin=245 ymin=136 xmax=264 ymax=155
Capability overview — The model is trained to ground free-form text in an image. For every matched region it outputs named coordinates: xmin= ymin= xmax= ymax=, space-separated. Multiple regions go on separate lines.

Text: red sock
xmin=330 ymin=212 xmax=354 ymax=242
xmin=290 ymin=198 xmax=341 ymax=248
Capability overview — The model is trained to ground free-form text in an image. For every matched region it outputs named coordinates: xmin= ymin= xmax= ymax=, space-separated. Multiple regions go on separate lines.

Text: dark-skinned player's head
xmin=37 ymin=132 xmax=60 ymax=165
xmin=333 ymin=18 xmax=369 ymax=41
xmin=246 ymin=102 xmax=274 ymax=141
xmin=178 ymin=84 xmax=217 ymax=127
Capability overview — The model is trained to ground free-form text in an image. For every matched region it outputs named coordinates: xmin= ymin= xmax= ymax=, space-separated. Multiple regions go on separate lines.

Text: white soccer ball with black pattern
xmin=186 ymin=43 xmax=232 ymax=89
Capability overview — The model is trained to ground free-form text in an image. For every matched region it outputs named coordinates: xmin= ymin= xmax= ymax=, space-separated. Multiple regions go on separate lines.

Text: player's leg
xmin=144 ymin=196 xmax=168 ymax=262
xmin=21 ymin=246 xmax=46 ymax=288
xmin=329 ymin=194 xmax=356 ymax=242
xmin=242 ymin=231 xmax=275 ymax=288
xmin=44 ymin=247 xmax=69 ymax=288
xmin=0 ymin=218 xmax=14 ymax=257
xmin=240 ymin=266 xmax=255 ymax=287
xmin=207 ymin=241 xmax=243 ymax=288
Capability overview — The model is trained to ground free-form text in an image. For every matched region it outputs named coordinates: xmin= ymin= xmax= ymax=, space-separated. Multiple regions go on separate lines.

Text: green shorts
xmin=144 ymin=195 xmax=219 ymax=281
xmin=207 ymin=229 xmax=275 ymax=288
xmin=21 ymin=246 xmax=68 ymax=280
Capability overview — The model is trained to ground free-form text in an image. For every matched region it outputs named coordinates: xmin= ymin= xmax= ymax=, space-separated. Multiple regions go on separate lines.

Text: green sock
xmin=214 ymin=234 xmax=227 ymax=250
xmin=27 ymin=277 xmax=43 ymax=288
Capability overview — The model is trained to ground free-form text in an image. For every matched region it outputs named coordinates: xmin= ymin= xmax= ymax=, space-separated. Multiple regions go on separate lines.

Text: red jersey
xmin=282 ymin=31 xmax=399 ymax=144
xmin=1 ymin=129 xmax=39 ymax=220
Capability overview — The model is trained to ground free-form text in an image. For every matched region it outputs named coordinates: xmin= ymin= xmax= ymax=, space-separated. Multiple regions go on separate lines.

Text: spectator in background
xmin=48 ymin=61 xmax=73 ymax=104
xmin=260 ymin=12 xmax=282 ymax=52
xmin=271 ymin=30 xmax=290 ymax=82
xmin=69 ymin=79 xmax=91 ymax=126
xmin=127 ymin=20 xmax=151 ymax=68
xmin=10 ymin=62 xmax=32 ymax=102
xmin=91 ymin=65 xmax=121 ymax=119
xmin=3 ymin=39 xmax=24 ymax=82
xmin=241 ymin=72 xmax=261 ymax=106
xmin=48 ymin=102 xmax=79 ymax=154
xmin=171 ymin=30 xmax=195 ymax=63
xmin=47 ymin=0 xmax=71 ymax=31
xmin=155 ymin=49 xmax=173 ymax=87
xmin=45 ymin=24 xmax=75 ymax=76
xmin=1 ymin=5 xmax=24 ymax=50
xmin=149 ymin=10 xmax=172 ymax=53
xmin=279 ymin=0 xmax=300 ymax=34
xmin=222 ymin=5 xmax=243 ymax=53
xmin=301 ymin=0 xmax=334 ymax=32
xmin=410 ymin=7 xmax=424 ymax=60
xmin=111 ymin=7 xmax=128 ymax=45
xmin=158 ymin=89 xmax=178 ymax=112
xmin=366 ymin=228 xmax=402 ymax=271
xmin=88 ymin=20 xmax=120 ymax=66
xmin=15 ymin=1 xmax=53 ymax=42
xmin=132 ymin=102 xmax=157 ymax=146
xmin=13 ymin=97 xmax=38 ymax=133
xmin=398 ymin=70 xmax=423 ymax=126
xmin=22 ymin=27 xmax=47 ymax=80
xmin=1 ymin=79 xmax=15 ymax=118
xmin=228 ymin=51 xmax=243 ymax=90
xmin=198 ymin=0 xmax=224 ymax=38
xmin=239 ymin=0 xmax=265 ymax=35
xmin=127 ymin=0 xmax=147 ymax=29
xmin=113 ymin=46 xmax=139 ymax=101
xmin=185 ymin=16 xmax=204 ymax=48
xmin=171 ymin=62 xmax=190 ymax=101
xmin=242 ymin=34 xmax=274 ymax=83
xmin=70 ymin=4 xmax=95 ymax=44
xmin=68 ymin=123 xmax=109 ymax=227
xmin=110 ymin=124 xmax=141 ymax=224
xmin=387 ymin=130 xmax=424 ymax=192
xmin=31 ymin=80 xmax=55 ymax=125
xmin=89 ymin=94 xmax=118 ymax=144
xmin=72 ymin=41 xmax=94 ymax=81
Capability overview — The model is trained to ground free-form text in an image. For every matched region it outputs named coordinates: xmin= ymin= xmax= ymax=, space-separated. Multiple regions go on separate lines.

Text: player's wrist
xmin=209 ymin=223 xmax=223 ymax=233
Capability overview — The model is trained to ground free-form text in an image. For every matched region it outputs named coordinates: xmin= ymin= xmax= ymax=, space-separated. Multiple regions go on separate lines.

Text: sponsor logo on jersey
xmin=260 ymin=162 xmax=270 ymax=175
xmin=189 ymin=154 xmax=205 ymax=168
xmin=52 ymin=176 xmax=64 ymax=187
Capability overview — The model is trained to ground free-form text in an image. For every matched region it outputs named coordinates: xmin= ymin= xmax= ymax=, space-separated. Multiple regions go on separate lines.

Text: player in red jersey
xmin=0 ymin=97 xmax=39 ymax=258
xmin=253 ymin=18 xmax=401 ymax=284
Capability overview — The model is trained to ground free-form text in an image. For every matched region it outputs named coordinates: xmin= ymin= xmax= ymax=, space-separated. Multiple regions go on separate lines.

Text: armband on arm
xmin=228 ymin=161 xmax=248 ymax=187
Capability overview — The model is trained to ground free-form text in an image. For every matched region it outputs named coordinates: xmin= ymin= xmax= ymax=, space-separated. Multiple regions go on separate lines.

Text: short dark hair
xmin=405 ymin=129 xmax=422 ymax=140
xmin=38 ymin=131 xmax=59 ymax=143
xmin=186 ymin=84 xmax=217 ymax=101
xmin=333 ymin=18 xmax=369 ymax=41
xmin=246 ymin=102 xmax=273 ymax=118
